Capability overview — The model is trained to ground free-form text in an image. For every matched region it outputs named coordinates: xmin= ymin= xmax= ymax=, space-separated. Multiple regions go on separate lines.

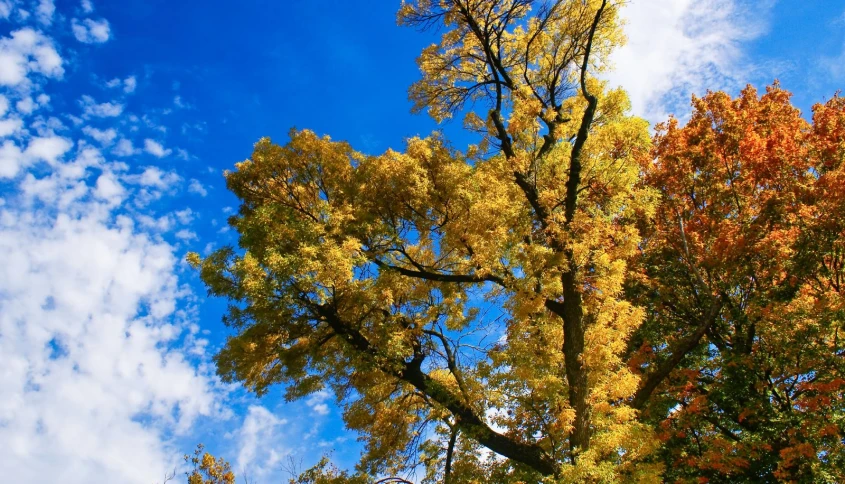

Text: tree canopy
xmin=189 ymin=0 xmax=845 ymax=482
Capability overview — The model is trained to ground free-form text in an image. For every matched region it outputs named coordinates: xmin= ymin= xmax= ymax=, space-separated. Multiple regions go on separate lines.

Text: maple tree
xmin=188 ymin=0 xmax=845 ymax=482
xmin=628 ymin=85 xmax=845 ymax=482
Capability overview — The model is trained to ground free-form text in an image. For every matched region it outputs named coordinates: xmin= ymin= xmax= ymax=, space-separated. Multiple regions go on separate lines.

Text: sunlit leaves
xmin=632 ymin=85 xmax=845 ymax=482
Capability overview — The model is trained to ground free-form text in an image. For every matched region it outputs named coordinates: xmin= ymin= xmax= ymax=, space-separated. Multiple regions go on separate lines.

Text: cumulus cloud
xmin=0 ymin=203 xmax=220 ymax=482
xmin=0 ymin=118 xmax=22 ymax=137
xmin=175 ymin=228 xmax=197 ymax=241
xmin=124 ymin=75 xmax=137 ymax=93
xmin=0 ymin=7 xmax=225 ymax=483
xmin=81 ymin=0 xmax=94 ymax=14
xmin=0 ymin=140 xmax=24 ymax=178
xmin=0 ymin=136 xmax=73 ymax=179
xmin=80 ymin=94 xmax=124 ymax=118
xmin=137 ymin=166 xmax=180 ymax=189
xmin=24 ymin=135 xmax=73 ymax=164
xmin=36 ymin=0 xmax=55 ymax=25
xmin=608 ymin=0 xmax=773 ymax=122
xmin=82 ymin=126 xmax=118 ymax=146
xmin=306 ymin=390 xmax=331 ymax=416
xmin=0 ymin=135 xmax=222 ymax=482
xmin=107 ymin=75 xmax=137 ymax=94
xmin=72 ymin=18 xmax=111 ymax=44
xmin=0 ymin=28 xmax=64 ymax=86
xmin=144 ymin=138 xmax=172 ymax=158
xmin=0 ymin=1 xmax=12 ymax=19
xmin=94 ymin=170 xmax=125 ymax=204
xmin=113 ymin=138 xmax=138 ymax=157
xmin=0 ymin=95 xmax=22 ymax=136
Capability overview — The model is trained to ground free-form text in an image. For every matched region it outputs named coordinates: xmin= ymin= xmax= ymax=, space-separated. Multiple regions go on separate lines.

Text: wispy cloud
xmin=36 ymin=0 xmax=56 ymax=25
xmin=188 ymin=178 xmax=208 ymax=197
xmin=107 ymin=75 xmax=137 ymax=94
xmin=79 ymin=94 xmax=124 ymax=118
xmin=235 ymin=406 xmax=288 ymax=478
xmin=608 ymin=0 xmax=774 ymax=122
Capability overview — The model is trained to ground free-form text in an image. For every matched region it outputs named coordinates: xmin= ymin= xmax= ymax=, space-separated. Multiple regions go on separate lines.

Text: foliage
xmin=184 ymin=444 xmax=236 ymax=484
xmin=189 ymin=0 xmax=845 ymax=482
xmin=629 ymin=85 xmax=845 ymax=483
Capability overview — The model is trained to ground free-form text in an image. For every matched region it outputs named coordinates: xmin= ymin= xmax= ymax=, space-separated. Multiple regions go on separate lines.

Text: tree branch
xmin=564 ymin=0 xmax=607 ymax=224
xmin=315 ymin=302 xmax=557 ymax=476
xmin=631 ymin=300 xmax=723 ymax=410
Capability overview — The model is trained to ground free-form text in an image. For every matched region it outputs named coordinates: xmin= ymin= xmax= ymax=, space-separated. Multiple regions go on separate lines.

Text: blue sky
xmin=0 ymin=0 xmax=843 ymax=482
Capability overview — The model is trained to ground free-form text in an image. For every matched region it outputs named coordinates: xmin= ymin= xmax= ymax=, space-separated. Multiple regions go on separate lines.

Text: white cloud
xmin=0 ymin=118 xmax=22 ymax=136
xmin=174 ymin=208 xmax=194 ymax=225
xmin=16 ymin=96 xmax=35 ymax=114
xmin=306 ymin=390 xmax=331 ymax=416
xmin=0 ymin=136 xmax=73 ymax=179
xmin=0 ymin=4 xmax=229 ymax=484
xmin=82 ymin=126 xmax=117 ymax=146
xmin=188 ymin=179 xmax=207 ymax=197
xmin=81 ymin=0 xmax=94 ymax=14
xmin=94 ymin=170 xmax=125 ymax=204
xmin=36 ymin=0 xmax=55 ymax=25
xmin=113 ymin=138 xmax=138 ymax=157
xmin=175 ymin=229 xmax=197 ymax=241
xmin=235 ymin=406 xmax=287 ymax=476
xmin=608 ymin=0 xmax=772 ymax=122
xmin=124 ymin=75 xmax=137 ymax=93
xmin=0 ymin=28 xmax=64 ymax=86
xmin=14 ymin=94 xmax=49 ymax=115
xmin=25 ymin=136 xmax=73 ymax=165
xmin=144 ymin=138 xmax=172 ymax=158
xmin=0 ymin=205 xmax=220 ymax=482
xmin=71 ymin=18 xmax=111 ymax=44
xmin=80 ymin=95 xmax=124 ymax=118
xmin=0 ymin=121 xmax=220 ymax=484
xmin=177 ymin=148 xmax=191 ymax=160
xmin=137 ymin=213 xmax=175 ymax=232
xmin=0 ymin=1 xmax=13 ymax=19
xmin=174 ymin=95 xmax=192 ymax=109
xmin=138 ymin=166 xmax=180 ymax=189
xmin=107 ymin=75 xmax=137 ymax=94
xmin=0 ymin=140 xmax=24 ymax=178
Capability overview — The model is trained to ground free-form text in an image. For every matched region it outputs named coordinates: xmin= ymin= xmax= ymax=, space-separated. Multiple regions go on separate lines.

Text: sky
xmin=0 ymin=0 xmax=843 ymax=482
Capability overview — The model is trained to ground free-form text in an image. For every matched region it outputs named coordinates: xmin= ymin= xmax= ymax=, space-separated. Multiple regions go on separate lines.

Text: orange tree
xmin=629 ymin=85 xmax=845 ymax=482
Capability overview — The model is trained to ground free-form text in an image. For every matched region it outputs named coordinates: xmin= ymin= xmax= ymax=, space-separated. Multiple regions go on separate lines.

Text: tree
xmin=184 ymin=444 xmax=237 ymax=484
xmin=191 ymin=0 xmax=657 ymax=480
xmin=628 ymin=85 xmax=845 ymax=482
xmin=189 ymin=1 xmax=845 ymax=482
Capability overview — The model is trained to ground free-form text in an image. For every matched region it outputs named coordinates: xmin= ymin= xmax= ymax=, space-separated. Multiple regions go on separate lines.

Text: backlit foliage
xmin=190 ymin=1 xmax=845 ymax=482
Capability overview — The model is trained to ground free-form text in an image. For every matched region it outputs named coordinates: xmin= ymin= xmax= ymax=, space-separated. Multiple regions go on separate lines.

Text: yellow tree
xmin=184 ymin=445 xmax=236 ymax=484
xmin=190 ymin=1 xmax=659 ymax=481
